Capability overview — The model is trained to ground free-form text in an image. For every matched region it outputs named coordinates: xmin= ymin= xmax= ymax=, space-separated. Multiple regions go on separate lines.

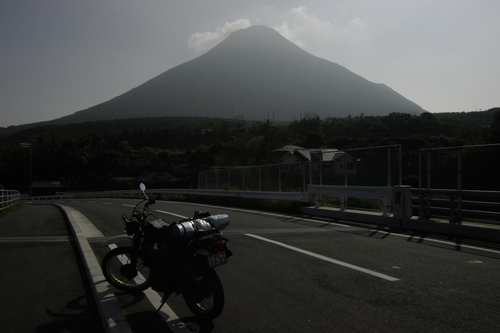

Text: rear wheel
xmin=183 ymin=268 xmax=225 ymax=320
xmin=102 ymin=247 xmax=151 ymax=292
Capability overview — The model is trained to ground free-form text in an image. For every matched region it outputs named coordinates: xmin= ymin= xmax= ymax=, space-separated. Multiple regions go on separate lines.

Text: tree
xmin=489 ymin=109 xmax=500 ymax=143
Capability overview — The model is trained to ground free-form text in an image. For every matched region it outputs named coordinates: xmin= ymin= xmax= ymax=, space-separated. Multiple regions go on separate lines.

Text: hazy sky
xmin=1 ymin=0 xmax=499 ymax=127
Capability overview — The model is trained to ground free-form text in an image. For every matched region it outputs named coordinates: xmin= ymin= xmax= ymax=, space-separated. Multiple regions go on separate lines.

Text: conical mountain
xmin=54 ymin=25 xmax=425 ymax=124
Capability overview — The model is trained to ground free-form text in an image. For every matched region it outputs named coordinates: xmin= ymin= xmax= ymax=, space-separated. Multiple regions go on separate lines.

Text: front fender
xmin=100 ymin=235 xmax=134 ymax=248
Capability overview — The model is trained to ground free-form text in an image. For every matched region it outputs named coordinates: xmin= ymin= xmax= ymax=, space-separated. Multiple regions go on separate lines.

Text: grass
xmin=0 ymin=202 xmax=24 ymax=217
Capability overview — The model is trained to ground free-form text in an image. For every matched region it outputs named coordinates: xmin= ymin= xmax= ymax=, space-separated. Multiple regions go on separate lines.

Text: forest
xmin=1 ymin=108 xmax=499 ymax=194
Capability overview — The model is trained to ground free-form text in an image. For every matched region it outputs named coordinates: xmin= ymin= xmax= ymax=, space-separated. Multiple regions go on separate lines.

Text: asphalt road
xmin=0 ymin=204 xmax=104 ymax=333
xmin=3 ymin=198 xmax=500 ymax=332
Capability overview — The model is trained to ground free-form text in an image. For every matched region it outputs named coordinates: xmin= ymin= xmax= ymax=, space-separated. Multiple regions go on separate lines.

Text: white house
xmin=270 ymin=146 xmax=359 ymax=177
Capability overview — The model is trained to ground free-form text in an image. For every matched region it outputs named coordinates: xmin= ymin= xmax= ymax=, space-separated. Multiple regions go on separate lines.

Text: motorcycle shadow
xmin=113 ymin=290 xmax=216 ymax=332
xmin=179 ymin=316 xmax=215 ymax=333
xmin=36 ymin=294 xmax=104 ymax=333
xmin=123 ymin=311 xmax=215 ymax=333
xmin=113 ymin=290 xmax=147 ymax=309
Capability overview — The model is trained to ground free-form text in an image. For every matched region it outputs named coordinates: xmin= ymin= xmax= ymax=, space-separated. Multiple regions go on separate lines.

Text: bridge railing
xmin=21 ymin=185 xmax=499 ymax=241
xmin=22 ymin=188 xmax=308 ymax=203
xmin=411 ymin=188 xmax=500 ymax=225
xmin=22 ymin=186 xmax=499 ymax=226
xmin=1 ymin=189 xmax=21 ymax=211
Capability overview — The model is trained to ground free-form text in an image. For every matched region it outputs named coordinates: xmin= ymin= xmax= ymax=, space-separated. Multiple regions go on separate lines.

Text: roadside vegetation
xmin=0 ymin=202 xmax=24 ymax=217
xmin=1 ymin=108 xmax=499 ymax=194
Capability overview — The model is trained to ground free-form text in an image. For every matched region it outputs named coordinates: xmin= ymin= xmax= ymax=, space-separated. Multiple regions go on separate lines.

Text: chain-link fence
xmin=198 ymin=145 xmax=405 ymax=191
xmin=417 ymin=143 xmax=500 ymax=191
xmin=198 ymin=143 xmax=500 ymax=192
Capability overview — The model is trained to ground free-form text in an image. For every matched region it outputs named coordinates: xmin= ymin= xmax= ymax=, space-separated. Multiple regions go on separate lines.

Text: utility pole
xmin=20 ymin=143 xmax=32 ymax=196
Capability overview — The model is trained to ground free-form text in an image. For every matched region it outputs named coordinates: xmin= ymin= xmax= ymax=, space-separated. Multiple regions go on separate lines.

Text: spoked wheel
xmin=183 ymin=268 xmax=225 ymax=320
xmin=102 ymin=247 xmax=151 ymax=292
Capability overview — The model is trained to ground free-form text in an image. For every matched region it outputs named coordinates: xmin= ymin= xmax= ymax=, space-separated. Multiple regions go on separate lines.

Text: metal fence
xmin=198 ymin=145 xmax=404 ymax=191
xmin=411 ymin=188 xmax=500 ymax=225
xmin=1 ymin=189 xmax=21 ymax=211
xmin=198 ymin=143 xmax=500 ymax=224
xmin=412 ymin=143 xmax=500 ymax=224
xmin=418 ymin=143 xmax=500 ymax=191
xmin=18 ymin=143 xmax=500 ymax=226
xmin=199 ymin=143 xmax=500 ymax=191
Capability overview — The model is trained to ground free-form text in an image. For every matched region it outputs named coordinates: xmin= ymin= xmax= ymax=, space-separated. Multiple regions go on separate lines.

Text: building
xmin=270 ymin=145 xmax=359 ymax=180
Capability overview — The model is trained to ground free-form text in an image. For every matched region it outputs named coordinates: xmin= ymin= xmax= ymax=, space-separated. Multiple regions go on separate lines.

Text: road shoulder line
xmin=54 ymin=204 xmax=133 ymax=333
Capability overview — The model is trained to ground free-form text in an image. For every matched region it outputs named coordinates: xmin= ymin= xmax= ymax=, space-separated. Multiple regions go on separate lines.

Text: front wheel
xmin=183 ymin=268 xmax=225 ymax=320
xmin=101 ymin=247 xmax=151 ymax=292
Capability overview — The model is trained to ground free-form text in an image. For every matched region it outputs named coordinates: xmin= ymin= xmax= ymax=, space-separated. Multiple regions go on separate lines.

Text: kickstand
xmin=155 ymin=292 xmax=172 ymax=314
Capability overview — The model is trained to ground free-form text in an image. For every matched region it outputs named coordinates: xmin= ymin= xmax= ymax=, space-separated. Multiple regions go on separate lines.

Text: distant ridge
xmin=35 ymin=25 xmax=426 ymax=125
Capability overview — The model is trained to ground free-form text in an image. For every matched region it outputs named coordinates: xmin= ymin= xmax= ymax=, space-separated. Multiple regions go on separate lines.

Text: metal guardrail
xmin=307 ymin=185 xmax=394 ymax=215
xmin=147 ymin=188 xmax=309 ymax=202
xmin=411 ymin=188 xmax=500 ymax=225
xmin=22 ymin=188 xmax=308 ymax=203
xmin=20 ymin=185 xmax=500 ymax=243
xmin=1 ymin=189 xmax=21 ymax=211
xmin=22 ymin=186 xmax=499 ymax=226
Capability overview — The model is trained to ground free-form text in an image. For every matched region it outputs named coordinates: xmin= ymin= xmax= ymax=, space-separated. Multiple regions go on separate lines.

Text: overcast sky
xmin=1 ymin=0 xmax=499 ymax=127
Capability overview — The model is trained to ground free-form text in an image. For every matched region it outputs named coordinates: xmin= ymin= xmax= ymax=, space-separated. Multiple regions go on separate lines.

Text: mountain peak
xmin=206 ymin=25 xmax=305 ymax=55
xmin=48 ymin=24 xmax=425 ymax=125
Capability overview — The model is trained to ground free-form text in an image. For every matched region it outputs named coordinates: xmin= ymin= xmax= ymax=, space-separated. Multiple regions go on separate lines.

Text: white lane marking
xmin=370 ymin=230 xmax=500 ymax=255
xmin=248 ymin=211 xmax=350 ymax=228
xmin=102 ymin=202 xmax=112 ymax=205
xmin=122 ymin=204 xmax=135 ymax=207
xmin=155 ymin=210 xmax=188 ymax=219
xmin=245 ymin=234 xmax=400 ymax=282
xmin=106 ymin=243 xmax=190 ymax=332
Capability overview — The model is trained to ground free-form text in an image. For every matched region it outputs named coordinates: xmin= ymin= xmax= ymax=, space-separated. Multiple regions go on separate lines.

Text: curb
xmin=54 ymin=204 xmax=133 ymax=333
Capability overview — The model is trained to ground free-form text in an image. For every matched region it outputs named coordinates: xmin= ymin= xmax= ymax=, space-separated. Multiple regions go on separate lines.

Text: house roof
xmin=272 ymin=146 xmax=359 ymax=163
xmin=280 ymin=148 xmax=343 ymax=162
xmin=298 ymin=149 xmax=342 ymax=161
xmin=270 ymin=145 xmax=304 ymax=153
xmin=31 ymin=181 xmax=65 ymax=188
xmin=320 ymin=150 xmax=344 ymax=162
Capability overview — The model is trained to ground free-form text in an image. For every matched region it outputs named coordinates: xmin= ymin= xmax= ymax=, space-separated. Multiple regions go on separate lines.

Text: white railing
xmin=1 ymin=189 xmax=21 ymax=211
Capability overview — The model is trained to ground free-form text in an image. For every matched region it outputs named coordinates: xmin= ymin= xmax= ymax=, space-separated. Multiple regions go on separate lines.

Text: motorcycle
xmin=100 ymin=183 xmax=232 ymax=320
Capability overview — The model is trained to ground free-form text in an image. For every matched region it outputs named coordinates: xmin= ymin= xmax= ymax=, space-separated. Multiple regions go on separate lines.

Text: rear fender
xmin=100 ymin=235 xmax=134 ymax=248
xmin=194 ymin=248 xmax=211 ymax=256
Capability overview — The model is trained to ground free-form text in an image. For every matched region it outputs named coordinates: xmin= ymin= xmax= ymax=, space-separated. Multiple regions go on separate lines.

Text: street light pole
xmin=20 ymin=143 xmax=32 ymax=197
